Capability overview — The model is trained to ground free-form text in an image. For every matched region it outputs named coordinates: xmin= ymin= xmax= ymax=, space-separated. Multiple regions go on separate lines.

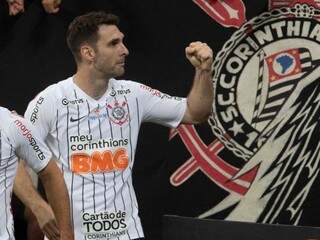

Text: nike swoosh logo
xmin=70 ymin=115 xmax=86 ymax=122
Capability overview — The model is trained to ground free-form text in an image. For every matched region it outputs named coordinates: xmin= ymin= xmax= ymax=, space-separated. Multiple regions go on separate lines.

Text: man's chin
xmin=114 ymin=68 xmax=125 ymax=78
xmin=103 ymin=67 xmax=125 ymax=79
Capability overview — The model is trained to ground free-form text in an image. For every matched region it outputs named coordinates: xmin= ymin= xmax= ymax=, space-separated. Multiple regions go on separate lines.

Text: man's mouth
xmin=117 ymin=61 xmax=125 ymax=66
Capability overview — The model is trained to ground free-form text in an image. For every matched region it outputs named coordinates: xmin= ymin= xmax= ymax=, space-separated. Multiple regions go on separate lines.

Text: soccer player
xmin=24 ymin=11 xmax=213 ymax=240
xmin=0 ymin=107 xmax=73 ymax=240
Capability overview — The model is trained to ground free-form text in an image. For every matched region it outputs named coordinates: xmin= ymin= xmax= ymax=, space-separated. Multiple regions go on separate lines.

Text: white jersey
xmin=25 ymin=77 xmax=186 ymax=240
xmin=0 ymin=107 xmax=51 ymax=240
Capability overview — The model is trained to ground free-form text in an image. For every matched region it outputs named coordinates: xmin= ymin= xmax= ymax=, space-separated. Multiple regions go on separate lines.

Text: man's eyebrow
xmin=108 ymin=34 xmax=125 ymax=44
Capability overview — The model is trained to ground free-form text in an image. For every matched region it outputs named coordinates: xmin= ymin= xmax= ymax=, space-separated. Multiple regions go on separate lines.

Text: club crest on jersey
xmin=211 ymin=4 xmax=319 ymax=157
xmin=107 ymin=100 xmax=129 ymax=126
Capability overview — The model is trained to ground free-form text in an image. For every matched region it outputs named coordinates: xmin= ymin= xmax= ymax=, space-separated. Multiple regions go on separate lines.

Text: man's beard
xmin=93 ymin=60 xmax=124 ymax=79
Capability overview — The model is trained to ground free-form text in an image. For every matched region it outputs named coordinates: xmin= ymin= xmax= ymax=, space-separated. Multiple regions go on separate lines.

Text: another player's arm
xmin=182 ymin=41 xmax=214 ymax=124
xmin=38 ymin=159 xmax=74 ymax=240
xmin=13 ymin=115 xmax=73 ymax=240
xmin=14 ymin=161 xmax=60 ymax=240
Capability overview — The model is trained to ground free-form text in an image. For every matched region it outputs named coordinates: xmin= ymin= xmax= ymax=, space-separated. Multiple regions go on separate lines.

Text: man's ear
xmin=80 ymin=44 xmax=96 ymax=62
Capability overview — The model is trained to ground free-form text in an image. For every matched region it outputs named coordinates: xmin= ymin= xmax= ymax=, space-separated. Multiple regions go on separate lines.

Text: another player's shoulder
xmin=0 ymin=106 xmax=10 ymax=116
xmin=0 ymin=107 xmax=22 ymax=124
xmin=0 ymin=107 xmax=26 ymax=136
xmin=0 ymin=107 xmax=16 ymax=142
xmin=0 ymin=107 xmax=12 ymax=125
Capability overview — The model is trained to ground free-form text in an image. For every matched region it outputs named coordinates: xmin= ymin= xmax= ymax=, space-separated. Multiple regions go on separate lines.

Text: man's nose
xmin=121 ymin=43 xmax=129 ymax=56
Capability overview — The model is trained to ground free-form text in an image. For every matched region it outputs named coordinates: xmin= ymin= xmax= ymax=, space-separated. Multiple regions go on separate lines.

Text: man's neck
xmin=73 ymin=68 xmax=110 ymax=100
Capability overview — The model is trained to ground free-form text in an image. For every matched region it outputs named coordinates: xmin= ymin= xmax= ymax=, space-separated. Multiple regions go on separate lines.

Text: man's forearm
xmin=39 ymin=160 xmax=73 ymax=239
xmin=15 ymin=161 xmax=62 ymax=239
xmin=182 ymin=41 xmax=214 ymax=124
xmin=13 ymin=161 xmax=46 ymax=214
xmin=186 ymin=68 xmax=214 ymax=122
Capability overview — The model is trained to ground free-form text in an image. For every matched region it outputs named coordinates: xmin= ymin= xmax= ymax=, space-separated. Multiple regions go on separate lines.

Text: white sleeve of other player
xmin=24 ymin=90 xmax=55 ymax=139
xmin=10 ymin=116 xmax=52 ymax=173
xmin=136 ymin=83 xmax=187 ymax=128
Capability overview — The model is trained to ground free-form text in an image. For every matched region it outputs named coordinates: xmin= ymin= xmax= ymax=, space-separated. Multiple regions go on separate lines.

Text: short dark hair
xmin=66 ymin=11 xmax=119 ymax=62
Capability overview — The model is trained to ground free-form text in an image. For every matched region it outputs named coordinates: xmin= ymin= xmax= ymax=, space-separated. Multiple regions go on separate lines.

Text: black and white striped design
xmin=253 ymin=48 xmax=313 ymax=125
xmin=251 ymin=49 xmax=266 ymax=127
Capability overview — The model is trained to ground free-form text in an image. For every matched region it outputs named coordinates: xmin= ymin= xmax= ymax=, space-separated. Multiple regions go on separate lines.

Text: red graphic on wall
xmin=193 ymin=0 xmax=247 ymax=28
xmin=169 ymin=125 xmax=259 ymax=195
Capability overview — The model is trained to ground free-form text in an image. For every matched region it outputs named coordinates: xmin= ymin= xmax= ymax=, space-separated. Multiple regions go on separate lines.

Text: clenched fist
xmin=185 ymin=41 xmax=213 ymax=72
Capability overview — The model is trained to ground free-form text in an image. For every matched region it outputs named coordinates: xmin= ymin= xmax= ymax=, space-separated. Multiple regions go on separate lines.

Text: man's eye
xmin=110 ymin=40 xmax=119 ymax=46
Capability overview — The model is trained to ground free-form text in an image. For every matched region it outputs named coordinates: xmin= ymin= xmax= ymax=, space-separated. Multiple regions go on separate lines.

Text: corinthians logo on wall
xmin=170 ymin=4 xmax=320 ymax=225
xmin=212 ymin=4 xmax=320 ymax=158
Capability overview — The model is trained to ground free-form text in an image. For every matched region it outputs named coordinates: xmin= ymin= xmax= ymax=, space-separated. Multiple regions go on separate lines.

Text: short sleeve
xmin=24 ymin=89 xmax=55 ymax=139
xmin=10 ymin=116 xmax=52 ymax=173
xmin=136 ymin=83 xmax=187 ymax=128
